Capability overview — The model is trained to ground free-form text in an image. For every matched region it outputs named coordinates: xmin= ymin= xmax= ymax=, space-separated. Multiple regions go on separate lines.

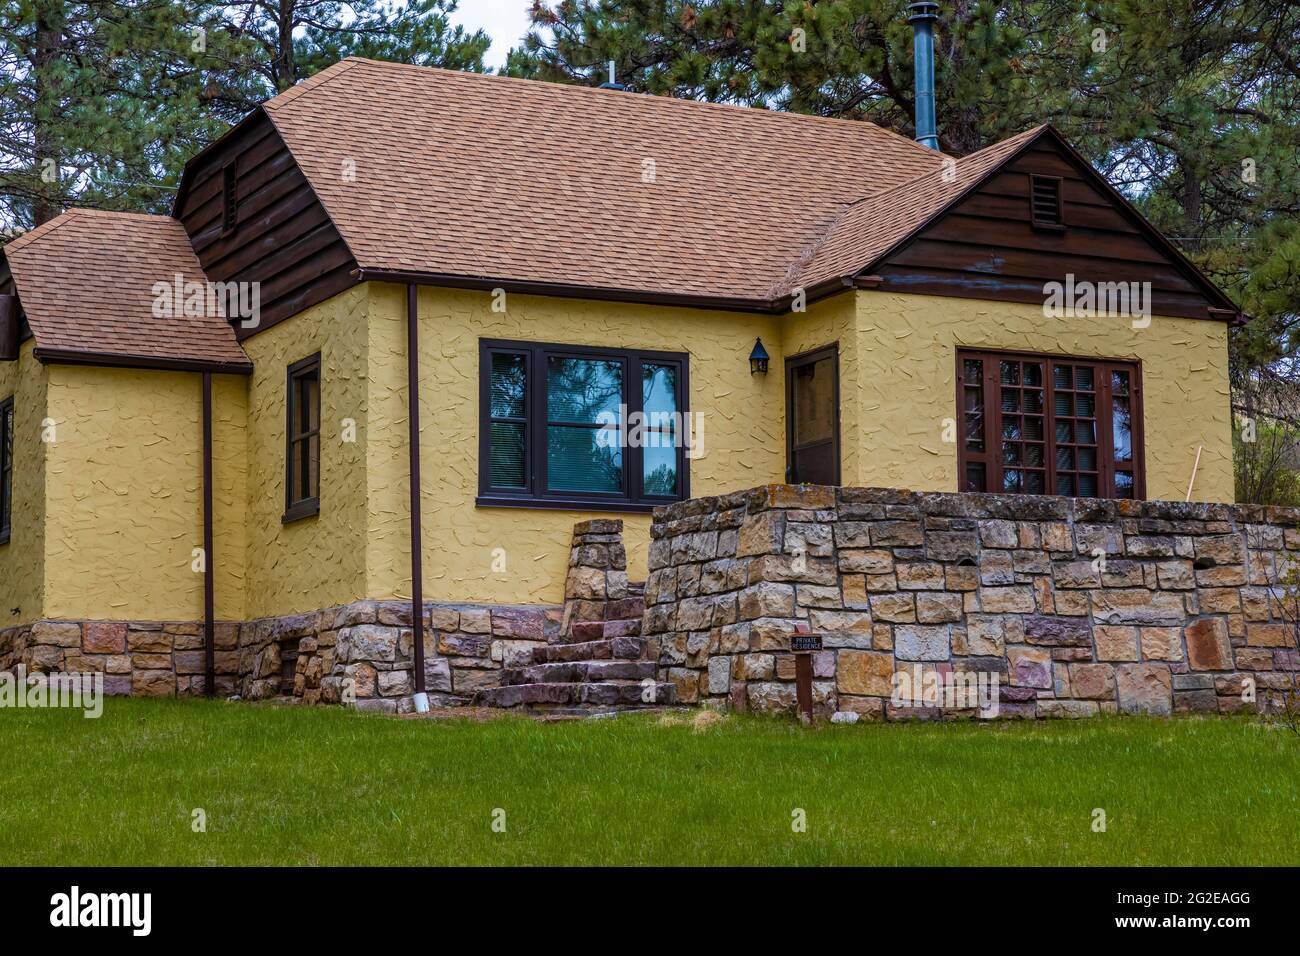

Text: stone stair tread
xmin=502 ymin=659 xmax=657 ymax=686
xmin=532 ymin=636 xmax=646 ymax=663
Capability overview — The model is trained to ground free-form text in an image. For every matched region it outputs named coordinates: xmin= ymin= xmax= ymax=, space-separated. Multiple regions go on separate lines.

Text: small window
xmin=221 ymin=161 xmax=238 ymax=235
xmin=1029 ymin=174 xmax=1064 ymax=229
xmin=284 ymin=354 xmax=320 ymax=522
xmin=957 ymin=349 xmax=1143 ymax=499
xmin=478 ymin=339 xmax=689 ymax=510
xmin=0 ymin=395 xmax=12 ymax=544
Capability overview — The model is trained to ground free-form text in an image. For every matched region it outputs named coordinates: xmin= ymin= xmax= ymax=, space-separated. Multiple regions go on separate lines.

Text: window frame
xmin=1029 ymin=173 xmax=1065 ymax=231
xmin=477 ymin=338 xmax=690 ymax=513
xmin=955 ymin=348 xmax=1145 ymax=500
xmin=283 ymin=353 xmax=321 ymax=523
xmin=0 ymin=395 xmax=12 ymax=545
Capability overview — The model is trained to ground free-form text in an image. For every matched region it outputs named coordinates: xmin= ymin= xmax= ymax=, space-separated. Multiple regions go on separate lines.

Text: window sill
xmin=476 ymin=495 xmax=668 ymax=514
xmin=282 ymin=499 xmax=320 ymax=524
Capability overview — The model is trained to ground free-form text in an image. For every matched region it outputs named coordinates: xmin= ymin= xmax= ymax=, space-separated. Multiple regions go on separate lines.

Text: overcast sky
xmin=448 ymin=0 xmax=536 ymax=70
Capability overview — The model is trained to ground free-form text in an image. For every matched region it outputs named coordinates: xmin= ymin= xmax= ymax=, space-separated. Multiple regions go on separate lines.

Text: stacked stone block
xmin=643 ymin=484 xmax=1300 ymax=719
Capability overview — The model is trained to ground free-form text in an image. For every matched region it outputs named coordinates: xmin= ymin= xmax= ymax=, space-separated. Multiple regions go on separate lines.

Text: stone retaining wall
xmin=643 ymin=485 xmax=1300 ymax=719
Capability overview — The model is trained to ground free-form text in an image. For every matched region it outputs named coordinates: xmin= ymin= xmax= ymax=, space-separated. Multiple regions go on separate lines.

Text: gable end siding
xmin=175 ymin=111 xmax=358 ymax=339
xmin=874 ymin=139 xmax=1223 ymax=320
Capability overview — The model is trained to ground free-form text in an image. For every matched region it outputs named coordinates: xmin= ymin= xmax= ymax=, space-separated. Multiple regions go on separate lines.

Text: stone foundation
xmin=0 ymin=600 xmax=561 ymax=710
xmin=0 ymin=620 xmax=241 ymax=697
xmin=643 ymin=485 xmax=1300 ymax=719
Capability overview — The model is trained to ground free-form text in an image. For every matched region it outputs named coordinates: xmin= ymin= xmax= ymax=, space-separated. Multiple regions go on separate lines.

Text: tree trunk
xmin=31 ymin=0 xmax=67 ymax=226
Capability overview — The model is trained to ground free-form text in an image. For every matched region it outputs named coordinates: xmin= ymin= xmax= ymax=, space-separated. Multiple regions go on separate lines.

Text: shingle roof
xmin=792 ymin=127 xmax=1046 ymax=290
xmin=2 ymin=209 xmax=251 ymax=372
xmin=261 ymin=57 xmax=950 ymax=302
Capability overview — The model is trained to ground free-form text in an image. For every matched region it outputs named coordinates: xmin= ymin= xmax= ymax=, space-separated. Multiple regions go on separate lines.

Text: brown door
xmin=785 ymin=345 xmax=840 ymax=485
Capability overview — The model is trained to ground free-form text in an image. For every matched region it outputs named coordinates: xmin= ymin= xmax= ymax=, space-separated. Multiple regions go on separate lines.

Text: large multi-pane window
xmin=479 ymin=339 xmax=688 ymax=510
xmin=0 ymin=395 xmax=12 ymax=543
xmin=957 ymin=349 xmax=1143 ymax=499
xmin=284 ymin=354 xmax=320 ymax=521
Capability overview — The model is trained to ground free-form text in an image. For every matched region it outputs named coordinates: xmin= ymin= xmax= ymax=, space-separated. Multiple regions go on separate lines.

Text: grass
xmin=2 ymin=698 xmax=1297 ymax=866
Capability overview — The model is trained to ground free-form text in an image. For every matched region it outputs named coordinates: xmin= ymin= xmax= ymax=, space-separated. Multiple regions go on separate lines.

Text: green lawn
xmin=2 ymin=699 xmax=1297 ymax=866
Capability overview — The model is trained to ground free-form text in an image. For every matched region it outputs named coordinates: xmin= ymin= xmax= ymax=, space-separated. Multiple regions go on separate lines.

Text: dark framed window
xmin=957 ymin=349 xmax=1144 ymax=499
xmin=284 ymin=354 xmax=320 ymax=522
xmin=478 ymin=339 xmax=689 ymax=512
xmin=0 ymin=395 xmax=12 ymax=544
xmin=221 ymin=161 xmax=237 ymax=236
xmin=1029 ymin=174 xmax=1064 ymax=230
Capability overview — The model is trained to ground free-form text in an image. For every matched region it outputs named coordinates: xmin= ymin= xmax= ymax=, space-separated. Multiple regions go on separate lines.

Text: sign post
xmin=790 ymin=633 xmax=822 ymax=723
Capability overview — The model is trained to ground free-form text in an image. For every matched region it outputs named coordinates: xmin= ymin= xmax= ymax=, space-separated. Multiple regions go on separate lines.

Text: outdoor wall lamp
xmin=749 ymin=337 xmax=770 ymax=375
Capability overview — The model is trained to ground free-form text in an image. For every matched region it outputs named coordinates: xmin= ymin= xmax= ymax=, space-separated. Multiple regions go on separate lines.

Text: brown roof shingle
xmin=262 ymin=58 xmax=949 ymax=302
xmin=3 ymin=209 xmax=251 ymax=372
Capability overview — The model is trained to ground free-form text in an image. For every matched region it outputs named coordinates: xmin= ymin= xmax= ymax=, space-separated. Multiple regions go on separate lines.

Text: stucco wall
xmin=849 ymin=292 xmax=1233 ymax=502
xmin=241 ymin=285 xmax=370 ymax=619
xmin=42 ymin=364 xmax=246 ymax=621
xmin=0 ymin=339 xmax=48 ymax=625
xmin=365 ymin=282 xmax=789 ymax=605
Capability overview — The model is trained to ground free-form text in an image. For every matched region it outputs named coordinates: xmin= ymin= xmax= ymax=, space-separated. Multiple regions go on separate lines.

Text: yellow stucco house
xmin=0 ymin=58 xmax=1240 ymax=709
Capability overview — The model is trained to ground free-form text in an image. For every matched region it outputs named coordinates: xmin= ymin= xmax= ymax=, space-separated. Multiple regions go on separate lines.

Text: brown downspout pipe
xmin=407 ymin=284 xmax=429 ymax=711
xmin=202 ymin=371 xmax=215 ymax=697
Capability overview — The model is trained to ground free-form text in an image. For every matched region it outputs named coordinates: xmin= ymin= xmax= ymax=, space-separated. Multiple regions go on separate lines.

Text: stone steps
xmin=472 ymin=566 xmax=671 ymax=713
xmin=501 ymin=660 xmax=657 ymax=686
xmin=531 ymin=636 xmax=646 ymax=663
xmin=475 ymin=680 xmax=677 ymax=709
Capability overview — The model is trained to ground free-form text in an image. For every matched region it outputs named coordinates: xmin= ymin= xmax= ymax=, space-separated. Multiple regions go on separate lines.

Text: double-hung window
xmin=284 ymin=354 xmax=320 ymax=521
xmin=0 ymin=395 xmax=12 ymax=543
xmin=479 ymin=339 xmax=689 ymax=511
xmin=957 ymin=349 xmax=1143 ymax=499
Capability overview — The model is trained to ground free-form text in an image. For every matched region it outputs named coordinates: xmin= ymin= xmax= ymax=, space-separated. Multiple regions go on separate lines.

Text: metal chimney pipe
xmin=907 ymin=1 xmax=940 ymax=150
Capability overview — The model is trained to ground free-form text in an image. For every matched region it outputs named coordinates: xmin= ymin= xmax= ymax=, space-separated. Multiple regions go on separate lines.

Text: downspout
xmin=407 ymin=284 xmax=429 ymax=713
xmin=202 ymin=371 xmax=215 ymax=697
xmin=907 ymin=1 xmax=941 ymax=150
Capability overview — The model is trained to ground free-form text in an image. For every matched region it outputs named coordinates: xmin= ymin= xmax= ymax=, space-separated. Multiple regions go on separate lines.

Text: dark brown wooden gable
xmin=873 ymin=134 xmax=1231 ymax=321
xmin=174 ymin=110 xmax=358 ymax=339
xmin=0 ymin=252 xmax=32 ymax=348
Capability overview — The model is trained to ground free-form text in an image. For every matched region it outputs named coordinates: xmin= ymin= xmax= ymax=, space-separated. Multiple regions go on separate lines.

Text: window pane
xmin=965 ymin=462 xmax=985 ymax=492
xmin=547 ymin=425 xmax=623 ymax=493
xmin=307 ymin=435 xmax=319 ymax=498
xmin=1111 ymin=370 xmax=1130 ymax=395
xmin=491 ymin=353 xmax=526 ymax=419
xmin=1075 ymin=367 xmax=1094 ymax=390
xmin=1113 ymin=397 xmax=1132 ymax=461
xmin=1115 ymin=471 xmax=1134 ymax=498
xmin=490 ymin=422 xmax=526 ymax=488
xmin=642 ymin=364 xmax=679 ymax=496
xmin=1000 ymin=361 xmax=1019 ymax=385
xmin=547 ymin=357 xmax=622 ymax=423
xmin=793 ymin=358 xmax=834 ymax=445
